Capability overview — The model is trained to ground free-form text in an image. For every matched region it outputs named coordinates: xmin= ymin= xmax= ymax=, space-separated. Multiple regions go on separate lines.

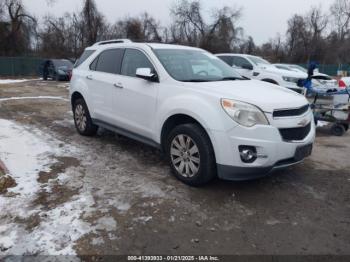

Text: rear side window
xmin=74 ymin=50 xmax=95 ymax=68
xmin=95 ymin=49 xmax=124 ymax=74
xmin=121 ymin=49 xmax=155 ymax=77
xmin=218 ymin=56 xmax=233 ymax=66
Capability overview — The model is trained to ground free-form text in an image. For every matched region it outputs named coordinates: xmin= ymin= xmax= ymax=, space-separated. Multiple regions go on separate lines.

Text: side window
xmin=121 ymin=49 xmax=155 ymax=77
xmin=218 ymin=56 xmax=233 ymax=66
xmin=232 ymin=57 xmax=252 ymax=69
xmin=94 ymin=49 xmax=124 ymax=74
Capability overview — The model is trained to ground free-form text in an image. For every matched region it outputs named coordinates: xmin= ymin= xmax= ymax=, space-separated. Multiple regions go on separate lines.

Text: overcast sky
xmin=23 ymin=0 xmax=334 ymax=44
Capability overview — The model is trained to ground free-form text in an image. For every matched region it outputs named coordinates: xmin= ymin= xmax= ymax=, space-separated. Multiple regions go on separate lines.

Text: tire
xmin=73 ymin=98 xmax=98 ymax=136
xmin=331 ymin=124 xmax=346 ymax=136
xmin=165 ymin=123 xmax=216 ymax=186
xmin=343 ymin=124 xmax=349 ymax=132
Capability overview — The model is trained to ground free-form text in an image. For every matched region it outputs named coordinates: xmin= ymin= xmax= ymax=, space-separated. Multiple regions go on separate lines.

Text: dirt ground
xmin=0 ymin=80 xmax=349 ymax=257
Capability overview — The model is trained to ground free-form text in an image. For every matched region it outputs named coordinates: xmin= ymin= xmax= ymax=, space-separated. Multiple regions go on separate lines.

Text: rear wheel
xmin=73 ymin=98 xmax=98 ymax=136
xmin=166 ymin=123 xmax=216 ymax=186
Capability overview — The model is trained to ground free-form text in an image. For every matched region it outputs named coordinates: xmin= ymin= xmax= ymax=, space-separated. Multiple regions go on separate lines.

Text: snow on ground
xmin=317 ymin=121 xmax=330 ymax=127
xmin=0 ymin=96 xmax=68 ymax=102
xmin=0 ymin=119 xmax=93 ymax=255
xmin=0 ymin=79 xmax=39 ymax=84
xmin=0 ymin=119 xmax=169 ymax=255
xmin=0 ymin=120 xmax=53 ymax=195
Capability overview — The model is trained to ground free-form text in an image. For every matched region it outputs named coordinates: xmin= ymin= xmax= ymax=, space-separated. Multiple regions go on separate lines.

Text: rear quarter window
xmin=74 ymin=50 xmax=96 ymax=68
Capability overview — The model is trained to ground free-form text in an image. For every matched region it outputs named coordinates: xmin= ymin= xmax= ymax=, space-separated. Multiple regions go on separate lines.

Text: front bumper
xmin=217 ymin=156 xmax=309 ymax=181
xmin=209 ymin=112 xmax=316 ymax=181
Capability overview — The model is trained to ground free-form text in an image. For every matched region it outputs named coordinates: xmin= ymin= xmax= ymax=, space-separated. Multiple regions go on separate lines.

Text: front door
xmin=114 ymin=48 xmax=159 ymax=139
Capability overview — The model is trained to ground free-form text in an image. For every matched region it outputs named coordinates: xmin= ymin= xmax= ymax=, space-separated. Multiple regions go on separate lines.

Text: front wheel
xmin=166 ymin=123 xmax=216 ymax=186
xmin=73 ymin=98 xmax=98 ymax=136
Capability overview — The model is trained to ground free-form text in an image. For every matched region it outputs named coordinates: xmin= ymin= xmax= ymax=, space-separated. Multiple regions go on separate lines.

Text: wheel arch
xmin=160 ymin=113 xmax=215 ymax=154
xmin=71 ymin=91 xmax=85 ymax=107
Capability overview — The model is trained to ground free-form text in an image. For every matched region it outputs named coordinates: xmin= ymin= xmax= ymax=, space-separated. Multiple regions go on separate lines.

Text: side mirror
xmin=136 ymin=68 xmax=158 ymax=82
xmin=242 ymin=64 xmax=253 ymax=70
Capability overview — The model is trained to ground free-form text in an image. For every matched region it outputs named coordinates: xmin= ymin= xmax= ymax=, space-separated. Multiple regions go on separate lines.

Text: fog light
xmin=239 ymin=146 xmax=257 ymax=163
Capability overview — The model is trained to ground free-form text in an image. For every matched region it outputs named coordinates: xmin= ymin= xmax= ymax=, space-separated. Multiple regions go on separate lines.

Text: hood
xmin=258 ymin=64 xmax=307 ymax=78
xmin=185 ymin=79 xmax=308 ymax=113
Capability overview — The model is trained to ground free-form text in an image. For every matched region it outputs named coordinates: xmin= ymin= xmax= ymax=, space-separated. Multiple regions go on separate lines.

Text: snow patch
xmin=0 ymin=79 xmax=38 ymax=84
xmin=133 ymin=216 xmax=152 ymax=224
xmin=0 ymin=119 xmax=93 ymax=255
xmin=0 ymin=119 xmax=53 ymax=195
xmin=96 ymin=217 xmax=117 ymax=232
xmin=317 ymin=121 xmax=329 ymax=127
xmin=0 ymin=96 xmax=68 ymax=102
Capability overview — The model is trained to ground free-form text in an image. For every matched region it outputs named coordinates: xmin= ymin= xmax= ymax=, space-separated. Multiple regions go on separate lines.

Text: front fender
xmin=155 ymin=94 xmax=237 ymax=143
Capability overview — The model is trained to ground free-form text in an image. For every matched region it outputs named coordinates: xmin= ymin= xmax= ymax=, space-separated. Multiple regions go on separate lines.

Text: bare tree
xmin=330 ymin=0 xmax=350 ymax=40
xmin=80 ymin=0 xmax=106 ymax=46
xmin=0 ymin=0 xmax=37 ymax=56
xmin=170 ymin=0 xmax=205 ymax=45
xmin=109 ymin=12 xmax=162 ymax=42
xmin=203 ymin=6 xmax=242 ymax=52
xmin=170 ymin=0 xmax=242 ymax=52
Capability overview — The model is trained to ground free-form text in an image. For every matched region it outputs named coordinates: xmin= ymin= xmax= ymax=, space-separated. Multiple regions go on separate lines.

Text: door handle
xmin=114 ymin=83 xmax=124 ymax=89
xmin=86 ymin=75 xmax=93 ymax=80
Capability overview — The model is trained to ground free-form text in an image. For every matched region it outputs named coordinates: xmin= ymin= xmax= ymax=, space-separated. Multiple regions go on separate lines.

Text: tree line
xmin=0 ymin=0 xmax=350 ymax=65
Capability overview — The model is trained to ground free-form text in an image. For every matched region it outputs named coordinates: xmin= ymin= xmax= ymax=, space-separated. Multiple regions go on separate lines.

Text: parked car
xmin=216 ymin=54 xmax=307 ymax=93
xmin=70 ymin=39 xmax=315 ymax=186
xmin=274 ymin=63 xmax=338 ymax=91
xmin=42 ymin=59 xmax=73 ymax=81
xmin=339 ymin=77 xmax=350 ymax=88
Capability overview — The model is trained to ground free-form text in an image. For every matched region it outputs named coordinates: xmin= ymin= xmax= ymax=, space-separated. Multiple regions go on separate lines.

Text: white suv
xmin=216 ymin=54 xmax=307 ymax=93
xmin=70 ymin=40 xmax=315 ymax=186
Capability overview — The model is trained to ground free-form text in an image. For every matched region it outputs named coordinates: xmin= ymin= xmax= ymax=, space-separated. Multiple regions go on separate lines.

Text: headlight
xmin=58 ymin=69 xmax=65 ymax=74
xmin=283 ymin=76 xmax=299 ymax=83
xmin=221 ymin=99 xmax=269 ymax=127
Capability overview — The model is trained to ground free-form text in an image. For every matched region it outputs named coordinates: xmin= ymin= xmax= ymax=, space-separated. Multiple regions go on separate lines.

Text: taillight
xmin=68 ymin=70 xmax=72 ymax=81
xmin=339 ymin=79 xmax=346 ymax=89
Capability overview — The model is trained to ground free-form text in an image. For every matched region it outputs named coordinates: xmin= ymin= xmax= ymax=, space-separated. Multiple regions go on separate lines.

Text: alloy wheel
xmin=170 ymin=134 xmax=200 ymax=178
xmin=75 ymin=104 xmax=87 ymax=132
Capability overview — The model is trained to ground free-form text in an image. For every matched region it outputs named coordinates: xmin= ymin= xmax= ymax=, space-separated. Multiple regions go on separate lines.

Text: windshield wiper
xmin=220 ymin=77 xmax=246 ymax=81
xmin=181 ymin=79 xmax=213 ymax=82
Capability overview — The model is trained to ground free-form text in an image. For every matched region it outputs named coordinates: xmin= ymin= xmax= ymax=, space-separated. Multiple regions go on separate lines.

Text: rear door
xmin=87 ymin=48 xmax=125 ymax=123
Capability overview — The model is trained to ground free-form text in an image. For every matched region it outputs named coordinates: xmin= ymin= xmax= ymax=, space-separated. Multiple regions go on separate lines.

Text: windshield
xmin=249 ymin=56 xmax=271 ymax=66
xmin=53 ymin=60 xmax=73 ymax=69
xmin=153 ymin=49 xmax=244 ymax=82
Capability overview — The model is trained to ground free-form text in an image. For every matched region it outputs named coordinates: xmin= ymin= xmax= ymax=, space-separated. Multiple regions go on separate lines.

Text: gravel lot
xmin=0 ymin=80 xmax=349 ymax=257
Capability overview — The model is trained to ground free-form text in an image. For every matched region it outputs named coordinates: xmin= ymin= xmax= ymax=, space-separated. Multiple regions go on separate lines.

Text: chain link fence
xmin=0 ymin=57 xmax=44 ymax=77
xmin=299 ymin=64 xmax=350 ymax=76
xmin=0 ymin=56 xmax=349 ymax=77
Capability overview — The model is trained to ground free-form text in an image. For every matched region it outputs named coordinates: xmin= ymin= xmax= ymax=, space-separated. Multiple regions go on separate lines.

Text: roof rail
xmin=93 ymin=39 xmax=133 ymax=46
